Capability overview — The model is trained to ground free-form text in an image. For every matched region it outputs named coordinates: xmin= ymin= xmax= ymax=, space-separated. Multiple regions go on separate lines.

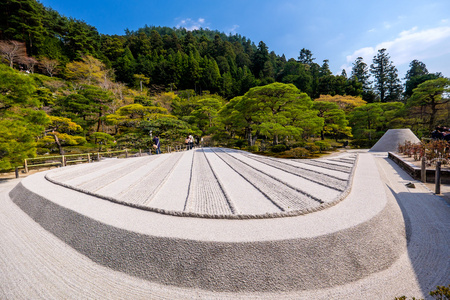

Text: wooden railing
xmin=22 ymin=150 xmax=131 ymax=173
xmin=13 ymin=144 xmax=204 ymax=178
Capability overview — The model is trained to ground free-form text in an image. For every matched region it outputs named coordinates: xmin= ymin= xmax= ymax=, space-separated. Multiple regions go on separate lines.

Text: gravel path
xmin=1 ymin=150 xmax=448 ymax=299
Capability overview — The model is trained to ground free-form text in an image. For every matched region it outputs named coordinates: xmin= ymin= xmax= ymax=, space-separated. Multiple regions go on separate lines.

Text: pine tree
xmin=370 ymin=49 xmax=401 ymax=102
xmin=298 ymin=48 xmax=315 ymax=65
xmin=351 ymin=57 xmax=371 ymax=90
xmin=403 ymin=60 xmax=442 ymax=99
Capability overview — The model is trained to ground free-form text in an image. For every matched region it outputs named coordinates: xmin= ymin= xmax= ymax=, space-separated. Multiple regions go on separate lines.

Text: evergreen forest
xmin=1 ymin=0 xmax=449 ymax=171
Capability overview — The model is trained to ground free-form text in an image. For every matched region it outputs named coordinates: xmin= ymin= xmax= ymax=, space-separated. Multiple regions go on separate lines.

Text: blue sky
xmin=39 ymin=0 xmax=450 ymax=79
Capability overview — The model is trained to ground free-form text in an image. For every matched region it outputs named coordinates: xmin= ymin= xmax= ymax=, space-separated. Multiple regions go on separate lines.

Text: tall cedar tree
xmin=370 ymin=49 xmax=402 ymax=102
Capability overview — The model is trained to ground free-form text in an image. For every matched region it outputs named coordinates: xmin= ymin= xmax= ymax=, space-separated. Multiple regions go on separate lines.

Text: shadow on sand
xmin=382 ymin=157 xmax=450 ymax=297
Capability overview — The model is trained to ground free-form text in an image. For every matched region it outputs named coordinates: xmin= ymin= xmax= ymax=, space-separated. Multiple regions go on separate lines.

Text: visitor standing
xmin=153 ymin=135 xmax=161 ymax=154
xmin=185 ymin=135 xmax=190 ymax=150
xmin=189 ymin=134 xmax=194 ymax=150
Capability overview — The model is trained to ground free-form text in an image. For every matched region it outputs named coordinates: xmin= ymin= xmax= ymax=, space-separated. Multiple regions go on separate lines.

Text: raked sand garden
xmin=1 ymin=144 xmax=449 ymax=299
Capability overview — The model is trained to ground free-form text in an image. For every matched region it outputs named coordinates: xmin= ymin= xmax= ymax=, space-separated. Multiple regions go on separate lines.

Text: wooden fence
xmin=20 ymin=144 xmax=194 ymax=174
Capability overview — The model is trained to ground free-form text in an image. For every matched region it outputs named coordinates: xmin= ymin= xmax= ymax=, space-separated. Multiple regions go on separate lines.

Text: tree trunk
xmin=53 ymin=134 xmax=64 ymax=155
xmin=273 ymin=135 xmax=279 ymax=145
xmin=429 ymin=100 xmax=437 ymax=132
xmin=252 ymin=133 xmax=258 ymax=146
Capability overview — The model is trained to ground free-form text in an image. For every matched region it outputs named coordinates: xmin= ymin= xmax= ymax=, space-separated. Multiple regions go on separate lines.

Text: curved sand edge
xmin=8 ymin=153 xmax=407 ymax=292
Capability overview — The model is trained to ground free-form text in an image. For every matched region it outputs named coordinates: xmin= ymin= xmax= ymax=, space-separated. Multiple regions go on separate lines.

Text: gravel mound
xmin=370 ymin=129 xmax=420 ymax=152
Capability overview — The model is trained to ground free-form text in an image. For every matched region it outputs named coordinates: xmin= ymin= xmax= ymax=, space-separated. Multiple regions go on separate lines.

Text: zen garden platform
xmin=1 ymin=147 xmax=449 ymax=299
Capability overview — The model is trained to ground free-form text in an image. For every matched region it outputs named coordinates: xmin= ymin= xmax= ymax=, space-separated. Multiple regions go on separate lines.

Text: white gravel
xmin=1 ymin=149 xmax=449 ymax=299
xmin=44 ymin=148 xmax=356 ymax=218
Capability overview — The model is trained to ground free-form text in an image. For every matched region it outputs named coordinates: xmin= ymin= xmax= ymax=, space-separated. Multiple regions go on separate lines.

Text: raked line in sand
xmin=1 ymin=149 xmax=449 ymax=298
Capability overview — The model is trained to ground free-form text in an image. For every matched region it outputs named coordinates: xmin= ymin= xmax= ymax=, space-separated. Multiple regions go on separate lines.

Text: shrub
xmin=314 ymin=140 xmax=331 ymax=152
xmin=350 ymin=139 xmax=376 ymax=149
xmin=36 ymin=147 xmax=50 ymax=155
xmin=246 ymin=145 xmax=259 ymax=152
xmin=305 ymin=143 xmax=320 ymax=153
xmin=291 ymin=141 xmax=306 ymax=148
xmin=284 ymin=147 xmax=310 ymax=158
xmin=234 ymin=139 xmax=246 ymax=149
xmin=271 ymin=144 xmax=288 ymax=153
xmin=73 ymin=136 xmax=87 ymax=145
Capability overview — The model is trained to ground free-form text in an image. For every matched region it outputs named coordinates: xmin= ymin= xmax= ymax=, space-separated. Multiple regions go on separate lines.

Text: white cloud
xmin=176 ymin=18 xmax=207 ymax=31
xmin=399 ymin=26 xmax=418 ymax=37
xmin=341 ymin=26 xmax=450 ymax=74
xmin=227 ymin=25 xmax=240 ymax=35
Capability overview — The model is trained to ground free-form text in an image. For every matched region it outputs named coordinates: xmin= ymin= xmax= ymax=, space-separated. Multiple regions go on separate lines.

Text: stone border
xmin=388 ymin=152 xmax=450 ymax=184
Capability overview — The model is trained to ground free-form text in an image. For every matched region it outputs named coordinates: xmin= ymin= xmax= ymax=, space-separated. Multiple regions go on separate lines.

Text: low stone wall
xmin=388 ymin=152 xmax=450 ymax=184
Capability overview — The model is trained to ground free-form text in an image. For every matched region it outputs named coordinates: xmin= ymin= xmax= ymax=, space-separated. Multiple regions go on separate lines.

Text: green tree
xmin=78 ymin=85 xmax=114 ymax=132
xmin=63 ymin=18 xmax=101 ymax=60
xmin=385 ymin=65 xmax=403 ymax=102
xmin=106 ymin=103 xmax=169 ymax=134
xmin=313 ymin=100 xmax=350 ymax=141
xmin=350 ymin=103 xmax=384 ymax=141
xmin=252 ymin=41 xmax=269 ymax=78
xmin=352 ymin=56 xmax=376 ymax=102
xmin=350 ymin=101 xmax=405 ymax=143
xmin=43 ymin=115 xmax=83 ymax=155
xmin=65 ymin=55 xmax=108 ymax=85
xmin=0 ymin=0 xmax=46 ymax=56
xmin=407 ymin=78 xmax=450 ymax=132
xmin=190 ymin=97 xmax=224 ymax=135
xmin=370 ymin=49 xmax=402 ymax=102
xmin=221 ymin=82 xmax=322 ymax=146
xmin=114 ymin=47 xmax=136 ymax=84
xmin=403 ymin=60 xmax=442 ymax=99
xmin=0 ymin=64 xmax=49 ymax=170
xmin=319 ymin=59 xmax=332 ymax=77
xmin=91 ymin=132 xmax=114 ymax=151
xmin=298 ymin=48 xmax=315 ymax=66
xmin=140 ymin=117 xmax=194 ymax=147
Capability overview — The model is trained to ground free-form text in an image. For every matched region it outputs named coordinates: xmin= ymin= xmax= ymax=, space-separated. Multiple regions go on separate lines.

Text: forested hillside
xmin=1 ymin=0 xmax=449 ymax=171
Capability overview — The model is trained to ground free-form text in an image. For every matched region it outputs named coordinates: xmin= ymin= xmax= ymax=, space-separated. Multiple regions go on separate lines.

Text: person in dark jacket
xmin=153 ymin=135 xmax=161 ymax=154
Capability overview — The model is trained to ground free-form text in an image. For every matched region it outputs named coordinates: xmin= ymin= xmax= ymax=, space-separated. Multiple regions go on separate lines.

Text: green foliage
xmin=314 ymin=140 xmax=331 ymax=151
xmin=245 ymin=145 xmax=259 ymax=152
xmin=90 ymin=132 xmax=114 ymax=151
xmin=271 ymin=144 xmax=288 ymax=153
xmin=0 ymin=117 xmax=45 ymax=170
xmin=349 ymin=101 xmax=405 ymax=141
xmin=227 ymin=82 xmax=323 ymax=145
xmin=370 ymin=48 xmax=402 ymax=102
xmin=429 ymin=284 xmax=450 ymax=299
xmin=283 ymin=147 xmax=310 ymax=158
xmin=395 ymin=284 xmax=450 ymax=300
xmin=0 ymin=64 xmax=50 ymax=170
xmin=140 ymin=116 xmax=194 ymax=140
xmin=313 ymin=100 xmax=350 ymax=140
xmin=2 ymin=2 xmax=450 ymax=162
xmin=305 ymin=143 xmax=320 ymax=153
xmin=407 ymin=78 xmax=450 ymax=131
